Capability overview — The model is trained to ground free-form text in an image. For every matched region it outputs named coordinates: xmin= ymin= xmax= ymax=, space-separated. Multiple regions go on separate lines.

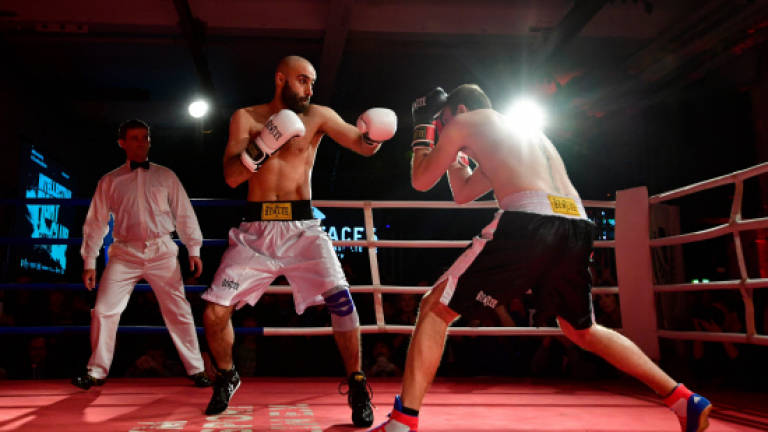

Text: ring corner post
xmin=614 ymin=186 xmax=660 ymax=360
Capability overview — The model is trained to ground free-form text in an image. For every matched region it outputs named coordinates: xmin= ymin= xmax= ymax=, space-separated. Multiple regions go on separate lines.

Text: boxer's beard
xmin=282 ymin=85 xmax=309 ymax=114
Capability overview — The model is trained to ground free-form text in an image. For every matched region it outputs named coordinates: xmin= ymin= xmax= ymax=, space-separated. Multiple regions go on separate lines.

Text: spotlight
xmin=188 ymin=100 xmax=209 ymax=118
xmin=504 ymin=98 xmax=546 ymax=135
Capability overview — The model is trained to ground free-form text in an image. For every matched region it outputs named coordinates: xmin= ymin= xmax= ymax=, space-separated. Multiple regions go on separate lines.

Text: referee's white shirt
xmin=81 ymin=161 xmax=202 ymax=268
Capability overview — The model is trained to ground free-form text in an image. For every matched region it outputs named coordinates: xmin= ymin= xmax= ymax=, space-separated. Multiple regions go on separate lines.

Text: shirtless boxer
xmin=201 ymin=56 xmax=397 ymax=427
xmin=368 ymin=85 xmax=711 ymax=432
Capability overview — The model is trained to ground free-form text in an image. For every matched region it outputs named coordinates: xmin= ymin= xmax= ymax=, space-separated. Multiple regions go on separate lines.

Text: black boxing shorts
xmin=437 ymin=191 xmax=597 ymax=330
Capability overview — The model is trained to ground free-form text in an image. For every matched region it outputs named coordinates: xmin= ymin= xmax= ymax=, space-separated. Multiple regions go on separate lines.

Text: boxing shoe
xmin=664 ymin=384 xmax=712 ymax=432
xmin=205 ymin=367 xmax=241 ymax=415
xmin=367 ymin=395 xmax=418 ymax=432
xmin=678 ymin=393 xmax=712 ymax=432
xmin=189 ymin=371 xmax=213 ymax=387
xmin=339 ymin=371 xmax=373 ymax=427
xmin=71 ymin=373 xmax=106 ymax=390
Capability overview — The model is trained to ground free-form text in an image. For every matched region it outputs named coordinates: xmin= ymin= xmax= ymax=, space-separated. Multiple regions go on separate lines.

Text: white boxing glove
xmin=357 ymin=108 xmax=397 ymax=146
xmin=241 ymin=109 xmax=306 ymax=172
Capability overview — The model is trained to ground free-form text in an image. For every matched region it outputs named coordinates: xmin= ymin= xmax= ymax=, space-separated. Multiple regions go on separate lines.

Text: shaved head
xmin=277 ymin=55 xmax=313 ymax=75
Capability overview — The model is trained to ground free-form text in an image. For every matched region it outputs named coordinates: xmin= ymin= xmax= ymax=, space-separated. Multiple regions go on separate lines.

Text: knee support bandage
xmin=323 ymin=285 xmax=359 ymax=331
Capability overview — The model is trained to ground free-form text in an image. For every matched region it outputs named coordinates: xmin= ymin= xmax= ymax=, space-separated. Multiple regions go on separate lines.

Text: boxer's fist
xmin=411 ymin=87 xmax=447 ymax=125
xmin=357 ymin=108 xmax=397 ymax=146
xmin=411 ymin=87 xmax=447 ymax=148
xmin=241 ymin=109 xmax=306 ymax=172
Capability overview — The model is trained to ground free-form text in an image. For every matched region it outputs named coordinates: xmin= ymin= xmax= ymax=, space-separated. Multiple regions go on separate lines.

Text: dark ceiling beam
xmin=172 ymin=0 xmax=215 ymax=100
xmin=314 ymin=0 xmax=355 ymax=105
xmin=586 ymin=0 xmax=768 ymax=116
xmin=534 ymin=0 xmax=608 ymax=71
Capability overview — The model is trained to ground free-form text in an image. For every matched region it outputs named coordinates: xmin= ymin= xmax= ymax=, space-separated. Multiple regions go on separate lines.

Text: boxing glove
xmin=357 ymin=108 xmax=397 ymax=146
xmin=241 ymin=109 xmax=306 ymax=172
xmin=411 ymin=87 xmax=447 ymax=148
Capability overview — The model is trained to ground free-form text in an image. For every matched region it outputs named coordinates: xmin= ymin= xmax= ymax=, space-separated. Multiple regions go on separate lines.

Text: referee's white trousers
xmin=86 ymin=237 xmax=204 ymax=379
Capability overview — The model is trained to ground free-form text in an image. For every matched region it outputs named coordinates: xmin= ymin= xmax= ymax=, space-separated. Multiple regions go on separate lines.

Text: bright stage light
xmin=188 ymin=100 xmax=209 ymax=118
xmin=504 ymin=98 xmax=545 ymax=135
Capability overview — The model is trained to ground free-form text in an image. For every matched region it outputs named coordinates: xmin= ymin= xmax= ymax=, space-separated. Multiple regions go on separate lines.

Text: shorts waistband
xmin=243 ymin=200 xmax=314 ymax=222
xmin=498 ymin=191 xmax=587 ymax=220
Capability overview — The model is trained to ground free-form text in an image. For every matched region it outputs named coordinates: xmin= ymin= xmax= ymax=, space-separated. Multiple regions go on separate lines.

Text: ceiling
xmin=1 ymin=0 xmax=768 ymax=199
xmin=6 ymin=0 xmax=763 ymax=109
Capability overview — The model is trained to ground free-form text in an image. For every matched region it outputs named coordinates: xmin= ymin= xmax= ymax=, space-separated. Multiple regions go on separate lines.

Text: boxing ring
xmin=649 ymin=163 xmax=768 ymax=346
xmin=1 ymin=163 xmax=768 ymax=431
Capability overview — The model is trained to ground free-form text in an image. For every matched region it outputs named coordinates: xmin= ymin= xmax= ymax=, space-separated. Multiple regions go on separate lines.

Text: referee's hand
xmin=83 ymin=269 xmax=97 ymax=290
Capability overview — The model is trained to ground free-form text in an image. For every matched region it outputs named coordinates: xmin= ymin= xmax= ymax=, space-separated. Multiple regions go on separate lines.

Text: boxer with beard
xmin=202 ymin=56 xmax=397 ymax=427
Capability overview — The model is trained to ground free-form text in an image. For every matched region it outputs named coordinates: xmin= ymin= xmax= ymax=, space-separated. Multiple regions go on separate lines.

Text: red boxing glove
xmin=457 ymin=151 xmax=470 ymax=167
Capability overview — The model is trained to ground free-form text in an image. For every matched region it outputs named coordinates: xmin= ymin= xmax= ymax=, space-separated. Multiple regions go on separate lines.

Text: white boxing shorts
xmin=203 ymin=201 xmax=347 ymax=314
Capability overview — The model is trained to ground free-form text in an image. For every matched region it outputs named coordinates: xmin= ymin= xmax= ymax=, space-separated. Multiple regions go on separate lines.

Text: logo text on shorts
xmin=547 ymin=195 xmax=580 ymax=216
xmin=221 ymin=278 xmax=240 ymax=291
xmin=475 ymin=290 xmax=498 ymax=309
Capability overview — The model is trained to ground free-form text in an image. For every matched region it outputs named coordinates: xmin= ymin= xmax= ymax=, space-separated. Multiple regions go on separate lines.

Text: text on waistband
xmin=547 ymin=195 xmax=581 ymax=216
xmin=261 ymin=202 xmax=293 ymax=220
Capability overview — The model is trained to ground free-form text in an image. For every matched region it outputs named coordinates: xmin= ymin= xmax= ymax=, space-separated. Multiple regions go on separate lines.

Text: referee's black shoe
xmin=71 ymin=374 xmax=106 ymax=390
xmin=190 ymin=371 xmax=213 ymax=387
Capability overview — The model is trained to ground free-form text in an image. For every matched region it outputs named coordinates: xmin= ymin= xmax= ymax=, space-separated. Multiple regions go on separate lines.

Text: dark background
xmin=1 ymin=0 xmax=768 ymax=383
xmin=1 ymin=0 xmax=766 ymax=204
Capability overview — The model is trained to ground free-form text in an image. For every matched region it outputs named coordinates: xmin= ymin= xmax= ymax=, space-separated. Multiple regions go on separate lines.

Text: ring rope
xmin=4 ymin=163 xmax=767 ymax=346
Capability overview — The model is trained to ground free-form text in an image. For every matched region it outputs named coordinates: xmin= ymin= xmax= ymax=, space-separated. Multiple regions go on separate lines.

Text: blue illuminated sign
xmin=313 ymin=207 xmax=379 ymax=258
xmin=321 ymin=225 xmax=378 ymax=259
xmin=20 ymin=148 xmax=72 ymax=274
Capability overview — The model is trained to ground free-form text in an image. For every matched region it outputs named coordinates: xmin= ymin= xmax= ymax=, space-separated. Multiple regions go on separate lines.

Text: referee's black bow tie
xmin=130 ymin=160 xmax=150 ymax=170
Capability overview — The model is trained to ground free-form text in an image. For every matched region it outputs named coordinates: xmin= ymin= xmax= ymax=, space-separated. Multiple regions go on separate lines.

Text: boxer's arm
xmin=411 ymin=122 xmax=470 ymax=192
xmin=319 ymin=106 xmax=381 ymax=157
xmin=447 ymin=161 xmax=492 ymax=204
xmin=223 ymin=109 xmax=259 ymax=188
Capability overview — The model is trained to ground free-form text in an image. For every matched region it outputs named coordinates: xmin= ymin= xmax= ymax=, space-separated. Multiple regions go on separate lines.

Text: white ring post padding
xmin=615 ymin=187 xmax=660 ymax=360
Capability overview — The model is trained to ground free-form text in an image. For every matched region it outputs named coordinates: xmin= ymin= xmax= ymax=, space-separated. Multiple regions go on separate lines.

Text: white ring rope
xmin=647 ymin=162 xmax=768 ymax=346
xmin=12 ymin=164 xmax=768 ymax=347
xmin=251 ymin=199 xmax=618 ymax=337
xmin=307 ymin=162 xmax=768 ymax=348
